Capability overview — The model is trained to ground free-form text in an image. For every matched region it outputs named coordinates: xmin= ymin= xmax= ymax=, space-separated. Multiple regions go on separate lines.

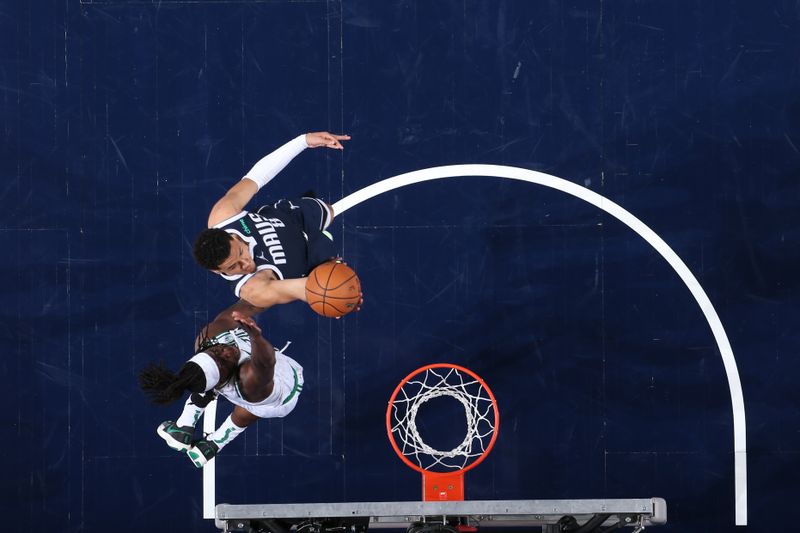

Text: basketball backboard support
xmin=215 ymin=498 xmax=667 ymax=533
xmin=214 ymin=366 xmax=667 ymax=533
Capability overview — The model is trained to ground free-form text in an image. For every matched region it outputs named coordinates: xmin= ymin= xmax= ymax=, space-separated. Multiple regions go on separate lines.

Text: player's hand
xmin=333 ymin=294 xmax=363 ymax=320
xmin=231 ymin=311 xmax=262 ymax=335
xmin=305 ymin=132 xmax=350 ymax=150
xmin=331 ymin=257 xmax=363 ymax=319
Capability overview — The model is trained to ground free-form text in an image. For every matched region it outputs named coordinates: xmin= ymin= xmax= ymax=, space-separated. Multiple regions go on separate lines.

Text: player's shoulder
xmin=212 ymin=209 xmax=257 ymax=227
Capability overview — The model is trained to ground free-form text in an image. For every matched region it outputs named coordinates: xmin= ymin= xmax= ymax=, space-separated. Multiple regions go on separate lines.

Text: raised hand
xmin=231 ymin=311 xmax=262 ymax=335
xmin=305 ymin=132 xmax=351 ymax=150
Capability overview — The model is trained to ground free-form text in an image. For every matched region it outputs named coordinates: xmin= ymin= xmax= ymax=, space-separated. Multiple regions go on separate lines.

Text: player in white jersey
xmin=192 ymin=131 xmax=352 ymax=310
xmin=138 ymin=308 xmax=302 ymax=467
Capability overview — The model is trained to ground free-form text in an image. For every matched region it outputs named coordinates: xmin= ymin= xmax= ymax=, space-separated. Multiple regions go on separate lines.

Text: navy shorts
xmin=257 ymin=197 xmax=333 ymax=234
xmin=256 ymin=197 xmax=337 ymax=273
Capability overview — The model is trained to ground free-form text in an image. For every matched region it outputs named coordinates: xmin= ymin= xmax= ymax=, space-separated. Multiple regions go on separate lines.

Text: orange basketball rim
xmin=386 ymin=363 xmax=500 ymax=501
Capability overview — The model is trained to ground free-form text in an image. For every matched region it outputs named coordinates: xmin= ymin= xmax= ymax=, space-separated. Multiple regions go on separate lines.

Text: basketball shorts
xmin=257 ymin=197 xmax=337 ymax=273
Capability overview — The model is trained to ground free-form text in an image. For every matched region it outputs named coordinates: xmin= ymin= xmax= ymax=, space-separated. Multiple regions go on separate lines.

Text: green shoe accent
xmin=157 ymin=421 xmax=194 ymax=452
xmin=187 ymin=450 xmax=204 ymax=468
xmin=187 ymin=439 xmax=219 ymax=468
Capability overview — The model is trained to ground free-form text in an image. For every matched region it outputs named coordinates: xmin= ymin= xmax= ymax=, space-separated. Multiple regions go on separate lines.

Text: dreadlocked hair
xmin=138 ymin=361 xmax=206 ymax=405
xmin=193 ymin=228 xmax=233 ymax=270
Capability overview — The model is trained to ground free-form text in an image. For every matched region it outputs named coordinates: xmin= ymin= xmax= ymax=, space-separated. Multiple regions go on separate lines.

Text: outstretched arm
xmin=203 ymin=276 xmax=301 ymax=336
xmin=194 ymin=313 xmax=239 ymax=351
xmin=230 ymin=312 xmax=276 ymax=373
xmin=238 ymin=274 xmax=307 ymax=309
xmin=193 ymin=292 xmax=280 ymax=351
xmin=207 ymin=132 xmax=351 ymax=227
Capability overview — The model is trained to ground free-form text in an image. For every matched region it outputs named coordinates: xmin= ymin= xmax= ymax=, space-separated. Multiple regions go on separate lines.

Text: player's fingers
xmin=233 ymin=313 xmax=259 ymax=331
xmin=322 ymin=134 xmax=344 ymax=149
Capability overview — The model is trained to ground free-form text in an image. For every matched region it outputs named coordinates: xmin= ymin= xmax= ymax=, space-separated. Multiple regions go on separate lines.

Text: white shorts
xmin=223 ymin=353 xmax=304 ymax=419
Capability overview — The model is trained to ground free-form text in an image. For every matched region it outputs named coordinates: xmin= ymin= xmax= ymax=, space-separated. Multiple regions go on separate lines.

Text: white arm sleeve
xmin=242 ymin=134 xmax=309 ymax=190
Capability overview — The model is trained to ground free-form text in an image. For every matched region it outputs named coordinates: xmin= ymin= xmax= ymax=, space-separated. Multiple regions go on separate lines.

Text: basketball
xmin=305 ymin=261 xmax=362 ymax=318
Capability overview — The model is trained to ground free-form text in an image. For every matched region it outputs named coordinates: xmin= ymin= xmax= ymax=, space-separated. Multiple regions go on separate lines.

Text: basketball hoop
xmin=386 ymin=363 xmax=500 ymax=501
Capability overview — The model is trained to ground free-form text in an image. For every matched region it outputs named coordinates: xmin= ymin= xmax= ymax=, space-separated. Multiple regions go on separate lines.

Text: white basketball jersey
xmin=211 ymin=332 xmax=304 ymax=419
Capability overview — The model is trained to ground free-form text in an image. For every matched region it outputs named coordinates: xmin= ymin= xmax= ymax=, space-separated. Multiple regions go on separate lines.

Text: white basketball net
xmin=389 ymin=366 xmax=497 ymax=472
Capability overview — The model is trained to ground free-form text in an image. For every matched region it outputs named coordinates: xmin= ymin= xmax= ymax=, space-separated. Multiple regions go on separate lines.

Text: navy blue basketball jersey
xmin=213 ymin=197 xmax=335 ymax=297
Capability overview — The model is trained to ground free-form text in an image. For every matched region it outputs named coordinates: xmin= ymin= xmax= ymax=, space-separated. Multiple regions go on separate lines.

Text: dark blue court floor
xmin=2 ymin=2 xmax=799 ymax=532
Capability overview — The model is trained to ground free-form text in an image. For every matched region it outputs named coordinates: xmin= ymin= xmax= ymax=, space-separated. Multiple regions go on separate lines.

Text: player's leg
xmin=295 ymin=197 xmax=337 ymax=268
xmin=300 ymin=196 xmax=334 ymax=230
xmin=298 ymin=190 xmax=336 ymax=224
xmin=186 ymin=406 xmax=259 ymax=468
xmin=157 ymin=391 xmax=217 ymax=452
xmin=262 ymin=196 xmax=333 ymax=231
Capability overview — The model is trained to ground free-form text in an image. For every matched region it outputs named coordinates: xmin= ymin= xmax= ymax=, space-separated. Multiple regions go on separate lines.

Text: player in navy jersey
xmin=192 ymin=131 xmax=353 ymax=310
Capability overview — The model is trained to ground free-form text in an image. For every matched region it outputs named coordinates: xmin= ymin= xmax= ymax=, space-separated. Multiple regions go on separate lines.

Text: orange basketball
xmin=305 ymin=261 xmax=362 ymax=318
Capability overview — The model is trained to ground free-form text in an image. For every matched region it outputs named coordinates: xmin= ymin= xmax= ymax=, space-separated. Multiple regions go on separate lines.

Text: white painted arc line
xmin=332 ymin=163 xmax=747 ymax=526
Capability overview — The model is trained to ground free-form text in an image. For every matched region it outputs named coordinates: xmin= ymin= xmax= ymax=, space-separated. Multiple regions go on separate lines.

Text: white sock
xmin=176 ymin=396 xmax=205 ymax=428
xmin=207 ymin=415 xmax=246 ymax=451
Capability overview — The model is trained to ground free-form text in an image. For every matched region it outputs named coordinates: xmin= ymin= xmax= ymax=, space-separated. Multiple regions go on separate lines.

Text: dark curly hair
xmin=138 ymin=361 xmax=206 ymax=405
xmin=193 ymin=228 xmax=233 ymax=270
